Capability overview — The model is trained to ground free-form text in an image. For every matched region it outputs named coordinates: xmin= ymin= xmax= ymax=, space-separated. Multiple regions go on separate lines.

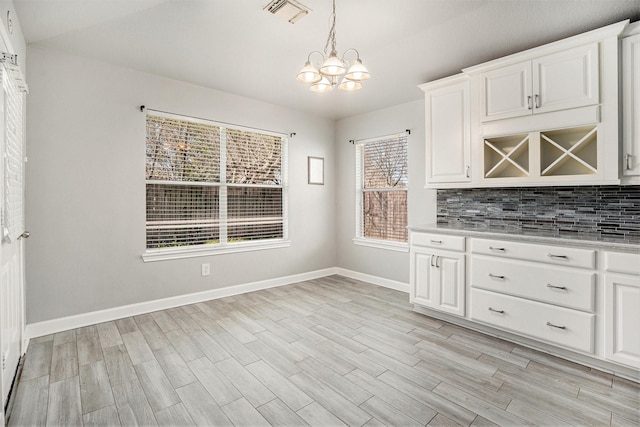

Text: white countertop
xmin=409 ymin=223 xmax=640 ymax=252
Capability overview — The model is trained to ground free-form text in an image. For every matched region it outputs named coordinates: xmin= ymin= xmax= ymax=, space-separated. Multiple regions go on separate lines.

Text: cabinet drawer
xmin=411 ymin=232 xmax=465 ymax=252
xmin=604 ymin=251 xmax=640 ymax=276
xmin=470 ymin=289 xmax=595 ymax=354
xmin=471 ymin=238 xmax=596 ymax=269
xmin=470 ymin=257 xmax=595 ymax=312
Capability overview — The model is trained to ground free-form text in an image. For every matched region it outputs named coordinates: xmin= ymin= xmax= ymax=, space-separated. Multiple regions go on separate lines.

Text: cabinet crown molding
xmin=463 ymin=19 xmax=629 ymax=75
xmin=418 ymin=73 xmax=468 ymax=92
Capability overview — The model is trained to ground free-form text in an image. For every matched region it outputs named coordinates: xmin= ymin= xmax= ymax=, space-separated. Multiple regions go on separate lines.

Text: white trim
xmin=25 ymin=267 xmax=338 ymax=340
xmin=352 ymin=237 xmax=409 ymax=253
xmin=142 ymin=240 xmax=291 ymax=262
xmin=335 ymin=267 xmax=410 ymax=293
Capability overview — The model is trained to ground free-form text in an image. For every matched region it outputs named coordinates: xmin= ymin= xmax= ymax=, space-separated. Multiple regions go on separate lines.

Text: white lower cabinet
xmin=410 ymin=229 xmax=640 ymax=378
xmin=604 ymin=251 xmax=640 ymax=369
xmin=410 ymin=233 xmax=465 ymax=317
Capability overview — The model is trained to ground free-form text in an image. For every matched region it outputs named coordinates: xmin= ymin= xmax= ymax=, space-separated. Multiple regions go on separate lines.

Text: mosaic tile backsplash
xmin=437 ymin=186 xmax=640 ymax=242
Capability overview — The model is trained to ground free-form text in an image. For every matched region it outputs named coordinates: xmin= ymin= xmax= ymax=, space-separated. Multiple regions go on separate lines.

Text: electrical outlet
xmin=201 ymin=263 xmax=210 ymax=276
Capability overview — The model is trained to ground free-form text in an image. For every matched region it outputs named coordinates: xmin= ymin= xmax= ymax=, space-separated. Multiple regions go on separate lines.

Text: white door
xmin=0 ymin=61 xmax=26 ymax=410
xmin=604 ymin=274 xmax=640 ymax=369
xmin=480 ymin=61 xmax=532 ymax=122
xmin=435 ymin=253 xmax=465 ymax=317
xmin=622 ymin=32 xmax=640 ymax=177
xmin=411 ymin=248 xmax=436 ymax=307
xmin=533 ymin=43 xmax=599 ymax=115
xmin=425 ymin=77 xmax=471 ymax=184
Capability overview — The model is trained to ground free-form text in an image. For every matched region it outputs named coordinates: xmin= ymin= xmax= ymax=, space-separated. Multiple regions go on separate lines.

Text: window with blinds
xmin=355 ymin=133 xmax=408 ymax=243
xmin=145 ymin=113 xmax=287 ymax=250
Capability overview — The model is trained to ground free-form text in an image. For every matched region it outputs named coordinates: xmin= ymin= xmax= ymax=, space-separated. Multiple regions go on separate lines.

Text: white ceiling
xmin=13 ymin=0 xmax=640 ymax=120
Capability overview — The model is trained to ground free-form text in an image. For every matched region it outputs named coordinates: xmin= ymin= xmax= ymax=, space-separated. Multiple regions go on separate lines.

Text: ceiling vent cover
xmin=264 ymin=0 xmax=311 ymax=24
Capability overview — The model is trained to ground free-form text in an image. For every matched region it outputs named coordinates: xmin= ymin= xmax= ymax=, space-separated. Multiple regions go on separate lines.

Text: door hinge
xmin=2 ymin=353 xmax=6 ymax=370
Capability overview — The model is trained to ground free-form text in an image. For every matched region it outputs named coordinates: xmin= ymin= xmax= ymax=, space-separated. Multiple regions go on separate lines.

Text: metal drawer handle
xmin=488 ymin=307 xmax=504 ymax=314
xmin=546 ymin=322 xmax=566 ymax=330
xmin=546 ymin=284 xmax=567 ymax=290
xmin=489 ymin=246 xmax=506 ymax=252
xmin=527 ymin=96 xmax=532 ymax=110
xmin=430 ymin=240 xmax=442 ymax=244
xmin=547 ymin=253 xmax=568 ymax=259
xmin=534 ymin=94 xmax=540 ymax=109
xmin=626 ymin=153 xmax=632 ymax=170
xmin=489 ymin=273 xmax=505 ymax=280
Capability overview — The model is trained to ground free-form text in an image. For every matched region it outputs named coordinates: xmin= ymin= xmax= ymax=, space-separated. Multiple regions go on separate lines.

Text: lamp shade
xmin=310 ymin=76 xmax=333 ymax=93
xmin=338 ymin=78 xmax=362 ymax=92
xmin=345 ymin=59 xmax=370 ymax=81
xmin=296 ymin=61 xmax=322 ymax=84
xmin=319 ymin=53 xmax=346 ymax=76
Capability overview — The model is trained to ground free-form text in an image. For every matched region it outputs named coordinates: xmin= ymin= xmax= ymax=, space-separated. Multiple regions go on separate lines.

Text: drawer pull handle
xmin=546 ymin=322 xmax=566 ymax=330
xmin=488 ymin=307 xmax=504 ymax=314
xmin=430 ymin=240 xmax=442 ymax=244
xmin=546 ymin=284 xmax=567 ymax=290
xmin=488 ymin=273 xmax=505 ymax=280
xmin=547 ymin=253 xmax=568 ymax=259
xmin=489 ymin=246 xmax=506 ymax=252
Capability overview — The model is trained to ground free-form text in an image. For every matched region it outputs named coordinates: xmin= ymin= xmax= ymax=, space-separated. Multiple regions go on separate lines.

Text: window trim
xmin=354 ymin=131 xmax=408 ymax=249
xmin=143 ymin=110 xmax=289 ymax=261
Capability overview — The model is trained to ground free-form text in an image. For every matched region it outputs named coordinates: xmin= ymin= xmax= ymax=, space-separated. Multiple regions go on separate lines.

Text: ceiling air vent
xmin=264 ymin=0 xmax=311 ymax=24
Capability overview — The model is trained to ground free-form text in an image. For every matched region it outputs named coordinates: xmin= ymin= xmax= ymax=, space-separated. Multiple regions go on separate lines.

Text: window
xmin=144 ymin=112 xmax=288 ymax=260
xmin=355 ymin=132 xmax=408 ymax=250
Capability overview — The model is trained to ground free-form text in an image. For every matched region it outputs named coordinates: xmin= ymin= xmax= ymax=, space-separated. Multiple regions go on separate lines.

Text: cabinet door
xmin=425 ymin=79 xmax=470 ymax=183
xmin=533 ymin=43 xmax=599 ymax=115
xmin=480 ymin=61 xmax=532 ymax=122
xmin=604 ymin=274 xmax=640 ymax=369
xmin=622 ymin=33 xmax=640 ymax=177
xmin=411 ymin=249 xmax=436 ymax=308
xmin=436 ymin=253 xmax=465 ymax=317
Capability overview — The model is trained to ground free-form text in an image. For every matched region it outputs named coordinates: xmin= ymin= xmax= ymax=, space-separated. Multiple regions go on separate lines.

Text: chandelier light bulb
xmin=338 ymin=78 xmax=362 ymax=92
xmin=310 ymin=76 xmax=333 ymax=93
xmin=296 ymin=61 xmax=322 ymax=84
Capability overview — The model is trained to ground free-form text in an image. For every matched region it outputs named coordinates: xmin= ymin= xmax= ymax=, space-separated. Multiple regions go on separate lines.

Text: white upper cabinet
xmin=480 ymin=43 xmax=599 ymax=122
xmin=622 ymin=23 xmax=640 ymax=182
xmin=420 ymin=75 xmax=471 ymax=185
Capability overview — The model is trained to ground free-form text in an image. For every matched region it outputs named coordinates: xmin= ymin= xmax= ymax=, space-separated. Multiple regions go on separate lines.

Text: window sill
xmin=352 ymin=238 xmax=409 ymax=252
xmin=142 ymin=239 xmax=292 ymax=262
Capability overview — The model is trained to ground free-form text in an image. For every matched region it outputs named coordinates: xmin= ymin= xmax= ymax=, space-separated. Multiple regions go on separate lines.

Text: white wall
xmin=335 ymin=100 xmax=437 ymax=284
xmin=25 ymin=46 xmax=336 ymax=324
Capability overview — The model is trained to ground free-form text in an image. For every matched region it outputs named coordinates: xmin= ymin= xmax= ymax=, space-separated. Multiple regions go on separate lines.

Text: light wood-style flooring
xmin=7 ymin=275 xmax=640 ymax=426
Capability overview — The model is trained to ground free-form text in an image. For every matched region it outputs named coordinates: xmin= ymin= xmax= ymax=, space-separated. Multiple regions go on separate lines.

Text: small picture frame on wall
xmin=308 ymin=156 xmax=324 ymax=185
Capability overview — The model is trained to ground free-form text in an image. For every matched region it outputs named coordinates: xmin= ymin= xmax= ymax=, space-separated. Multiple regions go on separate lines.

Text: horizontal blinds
xmin=356 ymin=133 xmax=408 ymax=243
xmin=146 ymin=115 xmax=220 ymax=182
xmin=145 ymin=113 xmax=285 ymax=249
xmin=226 ymin=128 xmax=282 ymax=185
xmin=2 ymin=66 xmax=24 ymax=242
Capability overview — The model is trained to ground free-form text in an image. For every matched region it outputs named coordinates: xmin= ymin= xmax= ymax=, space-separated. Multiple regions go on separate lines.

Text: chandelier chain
xmin=324 ymin=0 xmax=338 ymax=55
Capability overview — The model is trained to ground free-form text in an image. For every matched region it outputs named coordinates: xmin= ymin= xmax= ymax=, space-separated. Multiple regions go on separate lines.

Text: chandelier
xmin=296 ymin=0 xmax=370 ymax=93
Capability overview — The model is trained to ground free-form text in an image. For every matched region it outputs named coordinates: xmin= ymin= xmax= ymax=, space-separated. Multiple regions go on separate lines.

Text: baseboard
xmin=334 ymin=268 xmax=410 ymax=293
xmin=25 ymin=267 xmax=338 ymax=341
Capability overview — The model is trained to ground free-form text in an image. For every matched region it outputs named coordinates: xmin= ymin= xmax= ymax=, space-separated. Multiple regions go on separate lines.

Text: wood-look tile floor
xmin=7 ymin=275 xmax=640 ymax=426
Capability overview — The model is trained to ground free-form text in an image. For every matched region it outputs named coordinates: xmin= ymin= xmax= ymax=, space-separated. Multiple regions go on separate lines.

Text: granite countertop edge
xmin=409 ymin=224 xmax=640 ymax=252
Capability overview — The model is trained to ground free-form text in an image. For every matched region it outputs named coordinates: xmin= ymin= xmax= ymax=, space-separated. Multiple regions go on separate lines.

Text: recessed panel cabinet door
xmin=481 ymin=61 xmax=532 ymax=121
xmin=622 ymin=32 xmax=640 ymax=177
xmin=533 ymin=43 xmax=599 ymax=115
xmin=437 ymin=254 xmax=465 ymax=317
xmin=605 ymin=274 xmax=640 ymax=369
xmin=411 ymin=250 xmax=436 ymax=308
xmin=425 ymin=78 xmax=470 ymax=183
